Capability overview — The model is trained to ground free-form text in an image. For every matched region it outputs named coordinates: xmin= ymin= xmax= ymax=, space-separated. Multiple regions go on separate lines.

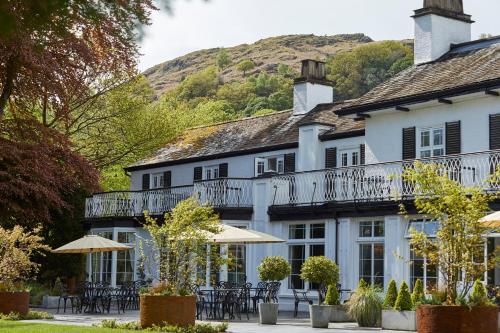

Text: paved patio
xmin=25 ymin=308 xmax=410 ymax=332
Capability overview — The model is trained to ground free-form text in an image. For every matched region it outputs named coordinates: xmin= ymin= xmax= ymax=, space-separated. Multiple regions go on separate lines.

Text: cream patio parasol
xmin=480 ymin=211 xmax=500 ymax=229
xmin=194 ymin=224 xmax=285 ymax=244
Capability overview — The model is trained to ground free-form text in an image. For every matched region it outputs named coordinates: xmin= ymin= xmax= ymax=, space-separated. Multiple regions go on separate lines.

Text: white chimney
xmin=293 ymin=60 xmax=333 ymax=115
xmin=413 ymin=0 xmax=473 ymax=64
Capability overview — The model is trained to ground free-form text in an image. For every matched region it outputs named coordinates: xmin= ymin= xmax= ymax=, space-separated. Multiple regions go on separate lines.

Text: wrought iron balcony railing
xmin=270 ymin=150 xmax=500 ymax=207
xmin=85 ymin=178 xmax=254 ymax=219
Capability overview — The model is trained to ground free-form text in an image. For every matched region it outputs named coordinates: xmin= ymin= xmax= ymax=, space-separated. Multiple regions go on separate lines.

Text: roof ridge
xmin=450 ymin=35 xmax=500 ymax=50
xmin=186 ymin=109 xmax=293 ymax=130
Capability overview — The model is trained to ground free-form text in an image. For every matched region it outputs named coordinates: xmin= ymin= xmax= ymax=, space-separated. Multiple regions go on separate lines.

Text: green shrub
xmin=347 ymin=284 xmax=383 ymax=327
xmin=0 ymin=311 xmax=53 ymax=320
xmin=257 ymin=256 xmax=291 ymax=282
xmin=394 ymin=281 xmax=413 ymax=311
xmin=299 ymin=256 xmax=339 ymax=286
xmin=324 ymin=284 xmax=340 ymax=305
xmin=357 ymin=279 xmax=368 ymax=290
xmin=97 ymin=320 xmax=228 ymax=332
xmin=51 ymin=277 xmax=64 ymax=296
xmin=469 ymin=279 xmax=491 ymax=307
xmin=411 ymin=279 xmax=425 ymax=305
xmin=27 ymin=282 xmax=50 ymax=306
xmin=383 ymin=279 xmax=398 ymax=309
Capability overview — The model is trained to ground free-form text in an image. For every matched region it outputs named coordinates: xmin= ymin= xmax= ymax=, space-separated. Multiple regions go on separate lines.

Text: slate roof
xmin=337 ymin=36 xmax=500 ymax=116
xmin=126 ymin=104 xmax=364 ymax=171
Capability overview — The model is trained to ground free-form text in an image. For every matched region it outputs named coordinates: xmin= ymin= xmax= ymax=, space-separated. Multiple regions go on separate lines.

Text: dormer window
xmin=255 ymin=155 xmax=284 ymax=176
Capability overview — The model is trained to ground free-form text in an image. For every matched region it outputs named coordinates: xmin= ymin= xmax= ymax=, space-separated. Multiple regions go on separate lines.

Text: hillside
xmin=143 ymin=33 xmax=375 ymax=94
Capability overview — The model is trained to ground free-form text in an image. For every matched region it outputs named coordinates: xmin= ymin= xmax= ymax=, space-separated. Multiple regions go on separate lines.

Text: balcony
xmin=85 ymin=178 xmax=254 ymax=219
xmin=270 ymin=150 xmax=500 ymax=207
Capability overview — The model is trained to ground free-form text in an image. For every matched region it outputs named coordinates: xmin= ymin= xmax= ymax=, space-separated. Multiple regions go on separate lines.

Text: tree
xmin=383 ymin=279 xmax=398 ymax=309
xmin=0 ymin=1 xmax=159 ymax=121
xmin=327 ymin=41 xmax=413 ymax=100
xmin=236 ymin=59 xmax=255 ymax=77
xmin=401 ymin=161 xmax=497 ymax=305
xmin=216 ymin=48 xmax=232 ymax=71
xmin=394 ymin=281 xmax=413 ymax=311
xmin=178 ymin=67 xmax=220 ymax=100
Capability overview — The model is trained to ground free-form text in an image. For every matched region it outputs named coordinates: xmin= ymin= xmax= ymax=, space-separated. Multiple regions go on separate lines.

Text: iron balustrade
xmin=85 ymin=178 xmax=254 ymax=219
xmin=270 ymin=150 xmax=500 ymax=206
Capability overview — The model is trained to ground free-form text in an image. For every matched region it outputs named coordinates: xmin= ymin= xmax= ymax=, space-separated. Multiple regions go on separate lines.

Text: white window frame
xmin=204 ymin=165 xmax=219 ymax=180
xmin=287 ymin=222 xmax=326 ymax=290
xmin=151 ymin=173 xmax=164 ymax=189
xmin=339 ymin=147 xmax=360 ymax=167
xmin=417 ymin=126 xmax=445 ymax=159
xmin=357 ymin=220 xmax=385 ymax=288
xmin=255 ymin=155 xmax=284 ymax=176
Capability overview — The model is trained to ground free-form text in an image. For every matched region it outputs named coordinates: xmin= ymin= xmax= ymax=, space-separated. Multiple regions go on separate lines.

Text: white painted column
xmin=338 ymin=218 xmax=353 ymax=290
xmin=384 ymin=215 xmax=407 ymax=288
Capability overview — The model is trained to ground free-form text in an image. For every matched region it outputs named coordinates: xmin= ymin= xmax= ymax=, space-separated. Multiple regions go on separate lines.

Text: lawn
xmin=0 ymin=320 xmax=133 ymax=333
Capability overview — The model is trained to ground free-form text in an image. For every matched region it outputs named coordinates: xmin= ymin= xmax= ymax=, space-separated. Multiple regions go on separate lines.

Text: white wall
xmin=293 ymin=82 xmax=333 ymax=116
xmin=414 ymin=13 xmax=471 ymax=64
xmin=298 ymin=125 xmax=332 ymax=171
xmin=365 ymin=94 xmax=499 ymax=164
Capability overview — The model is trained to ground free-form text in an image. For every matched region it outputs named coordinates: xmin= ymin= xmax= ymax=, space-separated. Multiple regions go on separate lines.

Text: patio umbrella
xmin=479 ymin=211 xmax=500 ymax=229
xmin=204 ymin=225 xmax=285 ymax=244
xmin=52 ymin=235 xmax=131 ymax=282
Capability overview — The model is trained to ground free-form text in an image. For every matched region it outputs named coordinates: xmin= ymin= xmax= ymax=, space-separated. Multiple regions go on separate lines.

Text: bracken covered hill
xmin=143 ymin=33 xmax=374 ymax=94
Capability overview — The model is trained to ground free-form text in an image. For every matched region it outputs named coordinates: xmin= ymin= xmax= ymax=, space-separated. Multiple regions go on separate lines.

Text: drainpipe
xmin=334 ymin=214 xmax=339 ymax=263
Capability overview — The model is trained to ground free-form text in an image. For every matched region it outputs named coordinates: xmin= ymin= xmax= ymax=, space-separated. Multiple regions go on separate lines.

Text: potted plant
xmin=382 ymin=280 xmax=416 ymax=331
xmin=401 ymin=163 xmax=499 ymax=333
xmin=325 ymin=284 xmax=352 ymax=322
xmin=300 ymin=256 xmax=339 ymax=328
xmin=42 ymin=277 xmax=64 ymax=309
xmin=0 ymin=225 xmax=50 ymax=316
xmin=140 ymin=197 xmax=225 ymax=328
xmin=347 ymin=279 xmax=383 ymax=327
xmin=256 ymin=256 xmax=291 ymax=325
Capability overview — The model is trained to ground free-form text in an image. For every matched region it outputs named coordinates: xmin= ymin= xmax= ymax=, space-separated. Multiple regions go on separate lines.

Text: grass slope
xmin=0 ymin=321 xmax=133 ymax=333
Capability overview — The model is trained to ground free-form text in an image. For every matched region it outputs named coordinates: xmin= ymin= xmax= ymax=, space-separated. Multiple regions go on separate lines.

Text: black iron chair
xmin=292 ymin=289 xmax=312 ymax=318
xmin=56 ymin=285 xmax=80 ymax=314
xmin=251 ymin=282 xmax=267 ymax=312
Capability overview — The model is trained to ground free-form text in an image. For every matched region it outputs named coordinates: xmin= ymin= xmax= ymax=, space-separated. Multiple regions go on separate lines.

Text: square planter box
xmin=42 ymin=295 xmax=61 ymax=309
xmin=382 ymin=310 xmax=416 ymax=331
xmin=330 ymin=304 xmax=353 ymax=322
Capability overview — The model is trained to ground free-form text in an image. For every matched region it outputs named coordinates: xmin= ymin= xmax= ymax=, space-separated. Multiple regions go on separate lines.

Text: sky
xmin=138 ymin=0 xmax=500 ymax=71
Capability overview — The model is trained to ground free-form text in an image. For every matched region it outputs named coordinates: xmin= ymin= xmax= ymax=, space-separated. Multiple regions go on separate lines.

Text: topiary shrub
xmin=324 ymin=285 xmax=340 ymax=306
xmin=394 ymin=281 xmax=413 ymax=311
xmin=347 ymin=284 xmax=383 ymax=327
xmin=300 ymin=256 xmax=339 ymax=287
xmin=383 ymin=279 xmax=398 ymax=309
xmin=469 ymin=279 xmax=491 ymax=307
xmin=257 ymin=256 xmax=291 ymax=282
xmin=51 ymin=277 xmax=64 ymax=296
xmin=357 ymin=278 xmax=367 ymax=290
xmin=411 ymin=279 xmax=425 ymax=305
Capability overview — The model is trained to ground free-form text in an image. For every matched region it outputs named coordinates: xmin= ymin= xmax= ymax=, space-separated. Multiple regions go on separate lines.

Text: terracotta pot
xmin=140 ymin=295 xmax=196 ymax=328
xmin=416 ymin=305 xmax=498 ymax=333
xmin=0 ymin=291 xmax=30 ymax=316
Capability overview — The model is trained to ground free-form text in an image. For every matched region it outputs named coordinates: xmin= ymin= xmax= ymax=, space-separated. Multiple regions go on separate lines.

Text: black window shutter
xmin=446 ymin=121 xmax=461 ymax=155
xmin=284 ymin=153 xmax=296 ymax=173
xmin=142 ymin=174 xmax=150 ymax=190
xmin=360 ymin=144 xmax=366 ymax=165
xmin=219 ymin=163 xmax=228 ymax=178
xmin=490 ymin=114 xmax=500 ymax=150
xmin=402 ymin=127 xmax=416 ymax=160
xmin=325 ymin=148 xmax=337 ymax=169
xmin=193 ymin=167 xmax=203 ymax=181
xmin=163 ymin=171 xmax=171 ymax=188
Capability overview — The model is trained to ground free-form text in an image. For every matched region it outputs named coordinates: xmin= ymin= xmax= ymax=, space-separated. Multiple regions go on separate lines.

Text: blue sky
xmin=138 ymin=0 xmax=500 ymax=71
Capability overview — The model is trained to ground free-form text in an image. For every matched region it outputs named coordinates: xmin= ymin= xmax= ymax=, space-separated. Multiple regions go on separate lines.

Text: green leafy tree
xmin=383 ymin=279 xmax=398 ymax=309
xmin=327 ymin=41 xmax=413 ymax=100
xmin=394 ymin=281 xmax=413 ymax=311
xmin=300 ymin=256 xmax=340 ymax=303
xmin=469 ymin=279 xmax=491 ymax=306
xmin=216 ymin=49 xmax=232 ymax=71
xmin=277 ymin=64 xmax=296 ymax=78
xmin=236 ymin=59 xmax=255 ymax=77
xmin=324 ymin=285 xmax=340 ymax=306
xmin=411 ymin=279 xmax=425 ymax=305
xmin=401 ymin=161 xmax=497 ymax=305
xmin=216 ymin=81 xmax=256 ymax=111
xmin=257 ymin=256 xmax=291 ymax=282
xmin=178 ymin=66 xmax=220 ymax=100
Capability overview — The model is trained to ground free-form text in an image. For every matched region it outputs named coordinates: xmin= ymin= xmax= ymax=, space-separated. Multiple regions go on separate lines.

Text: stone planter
xmin=330 ymin=304 xmax=353 ymax=322
xmin=0 ymin=291 xmax=30 ymax=316
xmin=382 ymin=310 xmax=416 ymax=331
xmin=258 ymin=303 xmax=279 ymax=325
xmin=309 ymin=304 xmax=332 ymax=328
xmin=416 ymin=305 xmax=498 ymax=333
xmin=140 ymin=295 xmax=196 ymax=328
xmin=42 ymin=295 xmax=60 ymax=309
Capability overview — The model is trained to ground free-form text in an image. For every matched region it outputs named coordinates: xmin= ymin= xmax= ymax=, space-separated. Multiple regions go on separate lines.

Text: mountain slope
xmin=143 ymin=33 xmax=374 ymax=94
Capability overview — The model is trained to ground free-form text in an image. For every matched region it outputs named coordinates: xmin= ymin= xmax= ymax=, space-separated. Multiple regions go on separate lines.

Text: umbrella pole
xmin=89 ymin=251 xmax=92 ymax=283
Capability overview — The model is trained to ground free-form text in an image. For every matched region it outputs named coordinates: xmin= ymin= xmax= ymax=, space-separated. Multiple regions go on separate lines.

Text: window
xmin=288 ymin=223 xmax=326 ymax=290
xmin=405 ymin=219 xmax=439 ymax=238
xmin=92 ymin=231 xmax=113 ymax=283
xmin=228 ymin=226 xmax=247 ymax=285
xmin=418 ymin=127 xmax=444 ymax=158
xmin=204 ymin=165 xmax=219 ymax=180
xmin=358 ymin=221 xmax=385 ymax=287
xmin=151 ymin=173 xmax=164 ymax=189
xmin=339 ymin=148 xmax=360 ymax=167
xmin=255 ymin=156 xmax=284 ymax=176
xmin=116 ymin=232 xmax=135 ymax=285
